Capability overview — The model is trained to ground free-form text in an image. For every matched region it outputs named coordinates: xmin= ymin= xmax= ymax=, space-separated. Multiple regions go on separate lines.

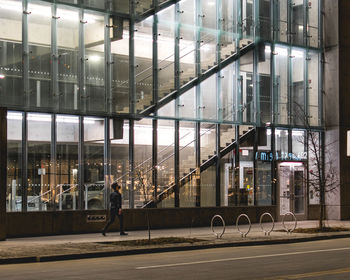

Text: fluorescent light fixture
xmin=7 ymin=112 xmax=22 ymax=120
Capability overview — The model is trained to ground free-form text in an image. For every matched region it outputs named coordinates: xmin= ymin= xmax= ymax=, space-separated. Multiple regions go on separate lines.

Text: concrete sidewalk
xmin=0 ymin=220 xmax=349 ymax=264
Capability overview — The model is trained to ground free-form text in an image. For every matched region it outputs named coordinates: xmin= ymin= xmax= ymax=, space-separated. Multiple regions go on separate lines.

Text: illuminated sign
xmin=255 ymin=151 xmax=307 ymax=161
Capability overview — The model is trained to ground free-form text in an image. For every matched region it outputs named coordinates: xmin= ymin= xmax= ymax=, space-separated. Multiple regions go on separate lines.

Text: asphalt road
xmin=1 ymin=238 xmax=350 ymax=280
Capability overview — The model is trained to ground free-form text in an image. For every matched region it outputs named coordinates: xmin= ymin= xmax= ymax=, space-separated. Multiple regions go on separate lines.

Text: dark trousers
xmin=103 ymin=208 xmax=124 ymax=233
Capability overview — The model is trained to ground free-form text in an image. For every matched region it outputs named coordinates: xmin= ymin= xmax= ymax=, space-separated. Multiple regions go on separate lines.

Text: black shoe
xmin=102 ymin=232 xmax=106 ymax=236
xmin=120 ymin=232 xmax=128 ymax=236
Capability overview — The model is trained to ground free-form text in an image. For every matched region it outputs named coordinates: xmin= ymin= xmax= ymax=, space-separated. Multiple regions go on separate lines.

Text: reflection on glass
xmin=6 ymin=111 xmax=22 ymax=212
xmin=84 ymin=117 xmax=105 ymax=210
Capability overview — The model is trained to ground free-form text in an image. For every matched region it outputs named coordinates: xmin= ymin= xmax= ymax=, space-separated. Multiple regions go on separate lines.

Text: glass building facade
xmin=1 ymin=0 xmax=322 ymax=218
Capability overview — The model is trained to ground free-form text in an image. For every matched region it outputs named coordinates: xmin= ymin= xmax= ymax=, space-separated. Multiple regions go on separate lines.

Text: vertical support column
xmin=152 ymin=119 xmax=158 ymax=201
xmin=78 ymin=115 xmax=84 ymax=210
xmin=288 ymin=46 xmax=292 ymax=125
xmin=234 ymin=125 xmax=240 ymax=205
xmin=79 ymin=9 xmax=86 ymax=114
xmin=129 ymin=2 xmax=136 ymax=115
xmin=104 ymin=117 xmax=111 ymax=209
xmin=51 ymin=114 xmax=57 ymax=211
xmin=174 ymin=2 xmax=180 ymax=114
xmin=129 ymin=120 xmax=135 ymax=208
xmin=174 ymin=120 xmax=180 ymax=207
xmin=105 ymin=15 xmax=112 ymax=114
xmin=153 ymin=14 xmax=158 ymax=105
xmin=21 ymin=112 xmax=28 ymax=212
xmin=254 ymin=44 xmax=260 ymax=125
xmin=0 ymin=108 xmax=7 ymax=240
xmin=253 ymin=128 xmax=258 ymax=205
xmin=52 ymin=5 xmax=59 ymax=111
xmin=271 ymin=44 xmax=277 ymax=125
xmin=195 ymin=0 xmax=201 ymax=78
xmin=22 ymin=0 xmax=30 ymax=109
xmin=271 ymin=127 xmax=277 ymax=205
xmin=216 ymin=124 xmax=221 ymax=206
xmin=195 ymin=122 xmax=200 ymax=207
xmin=303 ymin=0 xmax=308 ymax=47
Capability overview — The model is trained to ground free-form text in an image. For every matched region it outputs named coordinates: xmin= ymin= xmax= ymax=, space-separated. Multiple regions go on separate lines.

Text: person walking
xmin=102 ymin=182 xmax=128 ymax=236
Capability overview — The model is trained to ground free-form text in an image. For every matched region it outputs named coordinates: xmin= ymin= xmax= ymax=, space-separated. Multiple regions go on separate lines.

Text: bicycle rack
xmin=282 ymin=212 xmax=297 ymax=234
xmin=259 ymin=212 xmax=275 ymax=236
xmin=236 ymin=214 xmax=251 ymax=238
xmin=210 ymin=215 xmax=226 ymax=239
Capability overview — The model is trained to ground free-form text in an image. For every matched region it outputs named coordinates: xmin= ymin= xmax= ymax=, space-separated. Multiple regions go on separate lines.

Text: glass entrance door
xmin=278 ymin=162 xmax=306 ymax=219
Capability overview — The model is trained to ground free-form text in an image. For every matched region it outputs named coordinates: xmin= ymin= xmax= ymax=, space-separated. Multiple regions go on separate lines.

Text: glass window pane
xmin=240 ymin=50 xmax=254 ymax=123
xmin=110 ymin=119 xmax=129 ymax=209
xmin=134 ymin=16 xmax=153 ymax=114
xmin=157 ymin=120 xmax=175 ymax=208
xmin=200 ymin=165 xmax=216 ymax=207
xmin=56 ymin=115 xmax=79 ymax=211
xmin=85 ymin=12 xmax=105 ymax=113
xmin=291 ymin=48 xmax=305 ymax=125
xmin=308 ymin=0 xmax=319 ymax=48
xmin=111 ymin=20 xmax=129 ymax=114
xmin=0 ymin=0 xmax=23 ymax=107
xmin=158 ymin=6 xmax=175 ymax=100
xmin=134 ymin=119 xmax=153 ymax=207
xmin=278 ymin=0 xmax=288 ymax=42
xmin=200 ymin=0 xmax=217 ymax=73
xmin=220 ymin=0 xmax=237 ymax=62
xmin=220 ymin=64 xmax=236 ymax=122
xmin=57 ymin=6 xmax=80 ymax=112
xmin=259 ymin=44 xmax=271 ymax=124
xmin=275 ymin=129 xmax=288 ymax=155
xmin=220 ymin=151 xmax=236 ymax=206
xmin=83 ymin=116 xmax=105 ymax=210
xmin=259 ymin=0 xmax=271 ymax=40
xmin=27 ymin=113 xmax=52 ymax=211
xmin=179 ymin=0 xmax=196 ymax=86
xmin=274 ymin=45 xmax=288 ymax=125
xmin=308 ymin=51 xmax=319 ymax=126
xmin=179 ymin=121 xmax=196 ymax=207
xmin=200 ymin=75 xmax=217 ymax=120
xmin=28 ymin=1 xmax=52 ymax=110
xmin=6 ymin=111 xmax=22 ymax=212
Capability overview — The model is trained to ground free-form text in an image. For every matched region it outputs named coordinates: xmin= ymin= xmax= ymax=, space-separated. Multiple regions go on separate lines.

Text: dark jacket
xmin=110 ymin=190 xmax=122 ymax=209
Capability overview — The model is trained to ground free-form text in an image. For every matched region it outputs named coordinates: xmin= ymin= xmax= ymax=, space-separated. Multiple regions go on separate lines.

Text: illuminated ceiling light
xmin=0 ymin=74 xmax=5 ymax=79
xmin=89 ymin=55 xmax=101 ymax=62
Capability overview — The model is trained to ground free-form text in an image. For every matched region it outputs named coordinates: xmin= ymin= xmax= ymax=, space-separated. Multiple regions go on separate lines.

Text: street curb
xmin=1 ymin=233 xmax=350 ymax=265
